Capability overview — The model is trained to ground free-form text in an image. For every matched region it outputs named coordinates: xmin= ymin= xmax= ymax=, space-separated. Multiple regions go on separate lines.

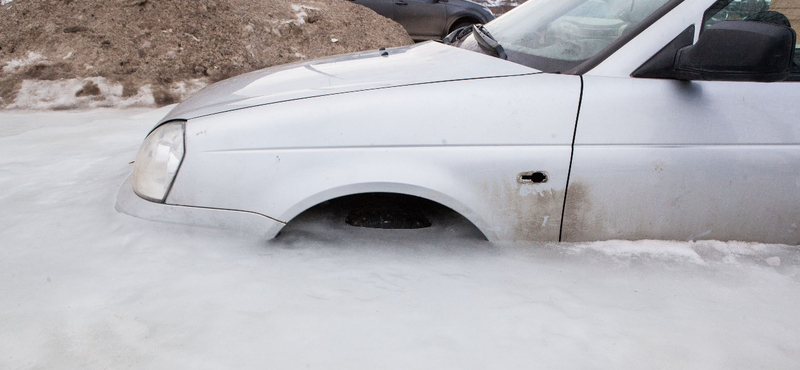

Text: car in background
xmin=118 ymin=0 xmax=800 ymax=245
xmin=349 ymin=0 xmax=495 ymax=40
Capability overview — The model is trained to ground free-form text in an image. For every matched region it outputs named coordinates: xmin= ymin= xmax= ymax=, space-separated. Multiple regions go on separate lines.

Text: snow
xmin=10 ymin=78 xmax=154 ymax=110
xmin=1 ymin=51 xmax=45 ymax=73
xmin=7 ymin=78 xmax=206 ymax=111
xmin=1 ymin=108 xmax=800 ymax=369
xmin=476 ymin=0 xmax=523 ymax=8
xmin=291 ymin=4 xmax=319 ymax=25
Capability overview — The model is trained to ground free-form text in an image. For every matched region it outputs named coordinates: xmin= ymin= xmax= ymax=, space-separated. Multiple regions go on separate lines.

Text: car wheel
xmin=346 ymin=203 xmax=431 ymax=229
xmin=449 ymin=19 xmax=479 ymax=34
xmin=344 ymin=193 xmax=432 ymax=229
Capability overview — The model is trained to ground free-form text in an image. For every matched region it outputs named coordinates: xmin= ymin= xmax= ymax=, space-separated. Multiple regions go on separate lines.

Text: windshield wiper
xmin=441 ymin=25 xmax=473 ymax=45
xmin=472 ymin=24 xmax=507 ymax=60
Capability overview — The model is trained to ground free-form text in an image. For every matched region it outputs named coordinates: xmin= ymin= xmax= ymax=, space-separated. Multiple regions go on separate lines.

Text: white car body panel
xmin=167 ymin=74 xmax=582 ymax=241
xmin=566 ymin=76 xmax=800 ymax=243
xmin=161 ymin=42 xmax=536 ymax=123
xmin=115 ymin=174 xmax=284 ymax=237
xmin=564 ymin=145 xmax=800 ymax=243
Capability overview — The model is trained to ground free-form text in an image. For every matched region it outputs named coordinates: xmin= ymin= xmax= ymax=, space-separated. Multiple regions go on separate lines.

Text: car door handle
xmin=517 ymin=171 xmax=548 ymax=184
xmin=394 ymin=1 xmax=408 ymax=5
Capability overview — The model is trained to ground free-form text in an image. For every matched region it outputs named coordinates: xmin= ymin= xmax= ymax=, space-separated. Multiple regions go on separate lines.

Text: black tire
xmin=345 ymin=195 xmax=432 ymax=229
xmin=449 ymin=19 xmax=477 ymax=34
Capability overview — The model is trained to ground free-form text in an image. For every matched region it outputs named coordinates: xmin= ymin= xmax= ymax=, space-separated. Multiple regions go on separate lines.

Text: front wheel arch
xmin=275 ymin=184 xmax=495 ymax=241
xmin=448 ymin=16 xmax=482 ymax=34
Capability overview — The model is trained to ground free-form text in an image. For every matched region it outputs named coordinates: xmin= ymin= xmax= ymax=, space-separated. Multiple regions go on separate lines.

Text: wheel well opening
xmin=449 ymin=17 xmax=482 ymax=33
xmin=281 ymin=192 xmax=487 ymax=239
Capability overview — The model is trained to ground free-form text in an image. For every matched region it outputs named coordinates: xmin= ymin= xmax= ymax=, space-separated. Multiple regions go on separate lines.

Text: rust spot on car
xmin=560 ymin=181 xmax=604 ymax=242
xmin=480 ymin=176 xmax=565 ymax=241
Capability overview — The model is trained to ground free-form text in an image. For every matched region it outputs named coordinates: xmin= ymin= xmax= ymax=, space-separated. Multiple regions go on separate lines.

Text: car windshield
xmin=454 ymin=0 xmax=671 ymax=72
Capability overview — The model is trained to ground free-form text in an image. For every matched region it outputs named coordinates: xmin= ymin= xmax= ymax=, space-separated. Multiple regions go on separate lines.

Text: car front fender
xmin=165 ymin=73 xmax=582 ymax=241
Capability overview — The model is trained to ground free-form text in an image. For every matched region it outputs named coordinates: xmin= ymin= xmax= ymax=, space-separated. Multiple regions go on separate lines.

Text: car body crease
xmin=204 ymin=144 xmax=569 ymax=153
xmin=178 ymin=72 xmax=542 ymax=123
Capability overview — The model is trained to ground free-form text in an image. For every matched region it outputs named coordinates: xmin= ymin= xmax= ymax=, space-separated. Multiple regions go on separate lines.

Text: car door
xmin=562 ymin=1 xmax=800 ymax=244
xmin=393 ymin=0 xmax=448 ymax=39
xmin=351 ymin=0 xmax=394 ymax=19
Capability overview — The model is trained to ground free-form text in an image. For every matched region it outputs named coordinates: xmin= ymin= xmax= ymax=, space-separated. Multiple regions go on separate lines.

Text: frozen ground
xmin=1 ymin=108 xmax=799 ymax=369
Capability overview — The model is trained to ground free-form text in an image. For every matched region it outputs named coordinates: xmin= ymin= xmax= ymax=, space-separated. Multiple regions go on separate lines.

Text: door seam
xmin=558 ymin=75 xmax=584 ymax=242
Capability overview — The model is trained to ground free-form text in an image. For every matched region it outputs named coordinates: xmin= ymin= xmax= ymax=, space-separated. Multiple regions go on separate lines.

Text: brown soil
xmin=772 ymin=0 xmax=800 ymax=27
xmin=0 ymin=0 xmax=413 ymax=108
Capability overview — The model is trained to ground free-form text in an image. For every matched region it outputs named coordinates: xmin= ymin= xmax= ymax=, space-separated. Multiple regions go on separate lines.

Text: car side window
xmin=703 ymin=0 xmax=800 ymax=75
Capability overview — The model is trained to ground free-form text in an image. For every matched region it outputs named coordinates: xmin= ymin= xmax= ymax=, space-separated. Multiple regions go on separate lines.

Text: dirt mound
xmin=0 ymin=0 xmax=413 ymax=109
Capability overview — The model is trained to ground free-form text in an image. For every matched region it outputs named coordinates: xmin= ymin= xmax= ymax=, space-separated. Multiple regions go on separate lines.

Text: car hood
xmin=159 ymin=42 xmax=537 ymax=123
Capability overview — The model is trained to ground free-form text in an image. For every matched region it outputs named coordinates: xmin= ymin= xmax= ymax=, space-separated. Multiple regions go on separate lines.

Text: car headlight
xmin=132 ymin=121 xmax=185 ymax=203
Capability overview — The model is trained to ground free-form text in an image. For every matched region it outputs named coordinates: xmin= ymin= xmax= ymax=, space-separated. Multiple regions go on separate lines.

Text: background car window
xmin=703 ymin=0 xmax=800 ymax=74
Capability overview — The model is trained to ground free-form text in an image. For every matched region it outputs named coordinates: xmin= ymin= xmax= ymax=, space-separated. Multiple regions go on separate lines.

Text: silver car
xmin=350 ymin=0 xmax=495 ymax=40
xmin=118 ymin=0 xmax=800 ymax=244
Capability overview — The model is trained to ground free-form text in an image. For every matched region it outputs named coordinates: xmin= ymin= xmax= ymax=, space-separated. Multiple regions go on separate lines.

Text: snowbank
xmin=0 ymin=108 xmax=799 ymax=369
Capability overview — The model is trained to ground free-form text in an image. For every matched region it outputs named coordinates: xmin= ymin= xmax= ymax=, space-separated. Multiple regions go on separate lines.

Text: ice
xmin=1 ymin=109 xmax=799 ymax=369
xmin=569 ymin=239 xmax=707 ymax=264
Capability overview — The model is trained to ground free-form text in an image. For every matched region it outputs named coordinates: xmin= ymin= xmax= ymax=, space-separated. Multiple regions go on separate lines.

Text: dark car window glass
xmin=455 ymin=0 xmax=670 ymax=72
xmin=703 ymin=0 xmax=799 ymax=74
xmin=703 ymin=0 xmax=771 ymax=27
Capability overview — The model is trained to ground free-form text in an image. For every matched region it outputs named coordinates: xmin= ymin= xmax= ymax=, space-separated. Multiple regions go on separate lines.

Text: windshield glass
xmin=455 ymin=0 xmax=671 ymax=72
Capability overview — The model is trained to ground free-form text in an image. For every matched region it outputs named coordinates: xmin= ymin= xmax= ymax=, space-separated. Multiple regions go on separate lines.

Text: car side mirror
xmin=633 ymin=21 xmax=796 ymax=82
xmin=675 ymin=21 xmax=795 ymax=82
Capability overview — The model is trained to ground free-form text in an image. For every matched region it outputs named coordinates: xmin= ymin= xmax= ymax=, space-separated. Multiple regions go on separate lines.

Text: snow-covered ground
xmin=1 ymin=108 xmax=799 ymax=369
xmin=476 ymin=0 xmax=523 ymax=8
